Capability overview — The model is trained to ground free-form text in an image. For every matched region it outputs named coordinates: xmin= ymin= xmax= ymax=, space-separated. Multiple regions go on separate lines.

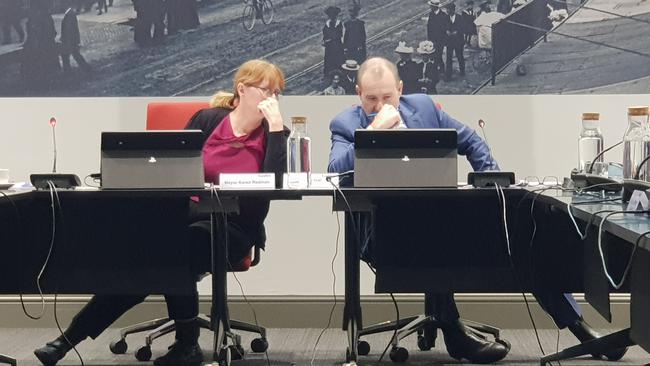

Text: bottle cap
xmin=291 ymin=116 xmax=307 ymax=124
xmin=628 ymin=106 xmax=649 ymax=116
xmin=582 ymin=113 xmax=599 ymax=121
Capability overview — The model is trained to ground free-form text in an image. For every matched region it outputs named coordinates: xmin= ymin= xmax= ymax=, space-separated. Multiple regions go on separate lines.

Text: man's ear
xmin=356 ymin=84 xmax=361 ymax=97
xmin=397 ymin=80 xmax=403 ymax=94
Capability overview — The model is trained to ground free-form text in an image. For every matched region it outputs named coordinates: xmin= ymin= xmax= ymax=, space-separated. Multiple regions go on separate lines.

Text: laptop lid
xmin=354 ymin=128 xmax=458 ymax=188
xmin=100 ymin=130 xmax=205 ymax=190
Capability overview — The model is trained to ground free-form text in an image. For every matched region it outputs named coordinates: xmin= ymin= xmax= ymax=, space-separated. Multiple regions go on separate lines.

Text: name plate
xmin=282 ymin=173 xmax=339 ymax=189
xmin=219 ymin=173 xmax=275 ymax=190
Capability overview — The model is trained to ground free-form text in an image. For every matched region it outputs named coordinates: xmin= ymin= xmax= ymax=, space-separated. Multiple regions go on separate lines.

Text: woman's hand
xmin=258 ymin=97 xmax=284 ymax=132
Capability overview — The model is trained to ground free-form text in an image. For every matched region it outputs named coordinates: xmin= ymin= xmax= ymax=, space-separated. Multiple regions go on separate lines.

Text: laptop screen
xmin=100 ymin=130 xmax=205 ymax=190
xmin=353 ymin=128 xmax=458 ymax=188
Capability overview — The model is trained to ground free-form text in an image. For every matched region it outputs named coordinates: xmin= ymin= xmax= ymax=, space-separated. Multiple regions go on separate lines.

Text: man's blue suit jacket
xmin=328 ymin=94 xmax=497 ymax=173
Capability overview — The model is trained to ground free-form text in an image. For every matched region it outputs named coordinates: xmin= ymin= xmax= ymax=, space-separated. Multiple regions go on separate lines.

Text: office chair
xmin=108 ymin=101 xmax=269 ymax=362
xmin=355 ymin=294 xmax=510 ymax=362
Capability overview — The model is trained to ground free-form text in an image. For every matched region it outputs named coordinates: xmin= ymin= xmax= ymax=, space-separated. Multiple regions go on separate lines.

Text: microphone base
xmin=30 ymin=174 xmax=81 ymax=190
xmin=570 ymin=171 xmax=622 ymax=192
xmin=622 ymin=179 xmax=650 ymax=203
xmin=467 ymin=171 xmax=515 ymax=188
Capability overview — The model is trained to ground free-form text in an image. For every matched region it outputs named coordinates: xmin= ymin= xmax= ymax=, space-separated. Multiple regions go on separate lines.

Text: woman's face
xmin=238 ymin=79 xmax=280 ymax=116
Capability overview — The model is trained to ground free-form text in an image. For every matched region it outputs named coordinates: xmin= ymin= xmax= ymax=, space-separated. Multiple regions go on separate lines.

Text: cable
xmin=328 ymin=179 xmax=400 ymax=364
xmin=587 ymin=141 xmax=623 ymax=174
xmin=596 ymin=210 xmax=649 ymax=289
xmin=633 ymin=154 xmax=650 ymax=180
xmin=208 ymin=186 xmax=271 ymax=366
xmin=364 ymin=263 xmax=399 ymax=366
xmin=510 ymin=186 xmax=551 ymax=358
xmin=309 ymin=208 xmax=341 ymax=366
xmin=0 ymin=190 xmax=44 ymax=320
xmin=48 ymin=181 xmax=85 ymax=366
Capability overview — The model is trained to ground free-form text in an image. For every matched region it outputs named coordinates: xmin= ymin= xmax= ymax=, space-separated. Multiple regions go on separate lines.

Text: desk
xmin=331 ymin=187 xmax=649 ymax=365
xmin=0 ymin=189 xmax=198 ymax=295
xmin=534 ymin=191 xmax=650 ymax=365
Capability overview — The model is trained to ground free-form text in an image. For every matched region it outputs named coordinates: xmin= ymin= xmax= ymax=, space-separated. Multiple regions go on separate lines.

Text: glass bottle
xmin=578 ymin=112 xmax=604 ymax=174
xmin=623 ymin=106 xmax=650 ymax=180
xmin=286 ymin=116 xmax=312 ymax=188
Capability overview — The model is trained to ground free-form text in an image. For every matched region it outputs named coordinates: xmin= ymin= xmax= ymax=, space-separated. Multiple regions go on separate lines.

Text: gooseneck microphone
xmin=29 ymin=117 xmax=81 ymax=189
xmin=470 ymin=119 xmax=515 ymax=187
xmin=477 ymin=119 xmax=495 ymax=171
xmin=50 ymin=117 xmax=57 ymax=173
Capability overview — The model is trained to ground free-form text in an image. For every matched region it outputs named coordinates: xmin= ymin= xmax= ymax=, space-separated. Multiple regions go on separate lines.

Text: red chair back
xmin=146 ymin=102 xmax=210 ymax=130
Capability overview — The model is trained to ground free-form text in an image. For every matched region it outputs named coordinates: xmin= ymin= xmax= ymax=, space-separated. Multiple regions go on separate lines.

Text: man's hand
xmin=369 ymin=104 xmax=401 ymax=129
xmin=258 ymin=97 xmax=284 ymax=132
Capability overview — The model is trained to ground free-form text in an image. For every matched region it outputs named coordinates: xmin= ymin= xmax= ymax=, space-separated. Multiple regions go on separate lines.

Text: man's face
xmin=332 ymin=74 xmax=340 ymax=86
xmin=356 ymin=71 xmax=402 ymax=115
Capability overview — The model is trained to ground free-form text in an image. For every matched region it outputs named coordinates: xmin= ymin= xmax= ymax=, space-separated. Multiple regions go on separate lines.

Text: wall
xmin=1 ymin=94 xmax=647 ymax=296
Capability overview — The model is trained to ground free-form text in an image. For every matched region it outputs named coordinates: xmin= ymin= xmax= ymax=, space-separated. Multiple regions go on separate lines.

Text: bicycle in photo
xmin=242 ymin=0 xmax=274 ymax=31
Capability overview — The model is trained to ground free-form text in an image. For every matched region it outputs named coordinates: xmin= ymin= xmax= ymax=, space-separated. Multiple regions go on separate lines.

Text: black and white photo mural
xmin=0 ymin=0 xmax=648 ymax=96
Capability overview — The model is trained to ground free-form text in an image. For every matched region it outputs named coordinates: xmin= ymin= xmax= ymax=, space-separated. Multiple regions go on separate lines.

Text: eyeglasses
xmin=251 ymin=85 xmax=281 ymax=98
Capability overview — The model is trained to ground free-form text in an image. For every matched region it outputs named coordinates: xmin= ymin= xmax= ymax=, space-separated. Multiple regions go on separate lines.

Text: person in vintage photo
xmin=59 ymin=7 xmax=91 ymax=73
xmin=323 ymin=69 xmax=346 ymax=95
xmin=343 ymin=3 xmax=366 ymax=65
xmin=426 ymin=0 xmax=449 ymax=74
xmin=322 ymin=5 xmax=344 ymax=78
xmin=340 ymin=59 xmax=359 ymax=94
xmin=0 ymin=0 xmax=25 ymax=44
xmin=445 ymin=3 xmax=466 ymax=80
xmin=395 ymin=42 xmax=419 ymax=94
xmin=416 ymin=40 xmax=439 ymax=94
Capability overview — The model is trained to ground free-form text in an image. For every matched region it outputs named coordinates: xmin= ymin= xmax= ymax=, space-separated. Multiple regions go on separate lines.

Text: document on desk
xmin=219 ymin=173 xmax=275 ymax=190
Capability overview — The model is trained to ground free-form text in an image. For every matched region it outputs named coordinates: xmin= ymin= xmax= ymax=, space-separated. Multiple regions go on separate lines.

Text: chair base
xmin=0 ymin=353 xmax=16 ymax=366
xmin=356 ymin=294 xmax=506 ymax=363
xmin=110 ymin=313 xmax=267 ymax=362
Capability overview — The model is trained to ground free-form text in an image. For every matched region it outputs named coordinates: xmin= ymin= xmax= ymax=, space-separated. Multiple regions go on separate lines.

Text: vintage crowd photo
xmin=0 ymin=0 xmax=647 ymax=96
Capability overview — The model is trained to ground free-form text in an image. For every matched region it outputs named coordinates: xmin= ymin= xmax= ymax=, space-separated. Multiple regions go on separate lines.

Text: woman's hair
xmin=210 ymin=59 xmax=285 ymax=108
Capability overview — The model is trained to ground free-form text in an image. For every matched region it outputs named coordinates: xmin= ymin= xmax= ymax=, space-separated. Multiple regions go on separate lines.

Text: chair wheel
xmin=251 ymin=337 xmax=268 ymax=353
xmin=109 ymin=339 xmax=127 ymax=354
xmin=135 ymin=346 xmax=152 ymax=361
xmin=357 ymin=340 xmax=370 ymax=356
xmin=218 ymin=346 xmax=231 ymax=366
xmin=229 ymin=344 xmax=245 ymax=360
xmin=389 ymin=346 xmax=409 ymax=363
xmin=417 ymin=335 xmax=433 ymax=351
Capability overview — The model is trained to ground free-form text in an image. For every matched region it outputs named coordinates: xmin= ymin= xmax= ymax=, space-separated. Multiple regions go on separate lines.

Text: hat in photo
xmin=416 ymin=40 xmax=435 ymax=54
xmin=427 ymin=0 xmax=441 ymax=6
xmin=394 ymin=41 xmax=413 ymax=54
xmin=341 ymin=59 xmax=360 ymax=71
xmin=324 ymin=5 xmax=341 ymax=17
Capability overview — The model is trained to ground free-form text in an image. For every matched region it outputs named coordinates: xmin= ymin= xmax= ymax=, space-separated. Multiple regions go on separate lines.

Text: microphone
xmin=477 ymin=119 xmax=495 ymax=171
xmin=50 ymin=117 xmax=57 ymax=173
xmin=29 ymin=117 xmax=81 ymax=189
xmin=470 ymin=119 xmax=515 ymax=187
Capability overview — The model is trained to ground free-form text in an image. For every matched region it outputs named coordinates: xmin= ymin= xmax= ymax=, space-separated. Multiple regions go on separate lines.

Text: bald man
xmin=327 ymin=57 xmax=627 ymax=363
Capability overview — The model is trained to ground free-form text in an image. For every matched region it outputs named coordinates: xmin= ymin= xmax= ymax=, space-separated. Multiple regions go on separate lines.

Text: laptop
xmin=354 ymin=128 xmax=458 ymax=188
xmin=100 ymin=130 xmax=205 ymax=190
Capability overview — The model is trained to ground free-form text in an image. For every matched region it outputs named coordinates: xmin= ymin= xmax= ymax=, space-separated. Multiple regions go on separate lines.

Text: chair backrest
xmin=145 ymin=102 xmax=260 ymax=271
xmin=146 ymin=102 xmax=210 ymax=130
